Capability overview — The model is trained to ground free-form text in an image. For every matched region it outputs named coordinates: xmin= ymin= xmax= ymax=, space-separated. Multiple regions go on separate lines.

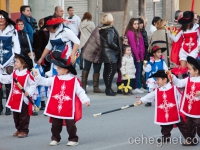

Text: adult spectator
xmin=79 ymin=12 xmax=95 ymax=70
xmin=33 ymin=18 xmax=50 ymax=73
xmin=0 ymin=10 xmax=21 ymax=115
xmin=149 ymin=19 xmax=172 ymax=63
xmin=79 ymin=13 xmax=102 ymax=93
xmin=173 ymin=10 xmax=183 ymax=30
xmin=20 ymin=5 xmax=38 ymax=44
xmin=174 ymin=10 xmax=183 ymax=23
xmin=99 ymin=13 xmax=121 ymax=96
xmin=53 ymin=6 xmax=64 ymax=18
xmin=148 ymin=16 xmax=161 ymax=37
xmin=65 ymin=6 xmax=81 ymax=36
xmin=16 ymin=19 xmax=29 ymax=53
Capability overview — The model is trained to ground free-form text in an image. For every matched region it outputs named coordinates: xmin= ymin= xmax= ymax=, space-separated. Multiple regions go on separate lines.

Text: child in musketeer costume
xmin=170 ymin=10 xmax=200 ymax=76
xmin=143 ymin=46 xmax=168 ymax=107
xmin=33 ymin=50 xmax=90 ymax=146
xmin=135 ymin=70 xmax=187 ymax=143
xmin=171 ymin=56 xmax=200 ymax=146
xmin=26 ymin=49 xmax=47 ymax=115
xmin=0 ymin=53 xmax=36 ymax=138
xmin=37 ymin=16 xmax=80 ymax=77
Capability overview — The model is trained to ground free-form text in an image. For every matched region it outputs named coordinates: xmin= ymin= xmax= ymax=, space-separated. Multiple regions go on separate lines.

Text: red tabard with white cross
xmin=181 ymin=78 xmax=200 ymax=118
xmin=45 ymin=76 xmax=82 ymax=120
xmin=183 ymin=32 xmax=198 ymax=53
xmin=6 ymin=70 xmax=29 ymax=112
xmin=155 ymin=86 xmax=180 ymax=125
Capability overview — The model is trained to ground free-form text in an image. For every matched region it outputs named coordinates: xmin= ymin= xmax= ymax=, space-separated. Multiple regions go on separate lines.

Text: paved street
xmin=0 ymin=69 xmax=200 ymax=150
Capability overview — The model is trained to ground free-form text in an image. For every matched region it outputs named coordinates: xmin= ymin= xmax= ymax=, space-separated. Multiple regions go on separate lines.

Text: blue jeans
xmin=131 ymin=61 xmax=141 ymax=89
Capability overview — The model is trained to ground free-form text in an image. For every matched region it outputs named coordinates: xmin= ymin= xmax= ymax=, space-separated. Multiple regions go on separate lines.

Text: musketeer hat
xmin=150 ymin=46 xmax=167 ymax=56
xmin=187 ymin=56 xmax=200 ymax=72
xmin=178 ymin=11 xmax=194 ymax=25
xmin=40 ymin=15 xmax=66 ymax=30
xmin=45 ymin=46 xmax=77 ymax=75
xmin=149 ymin=70 xmax=168 ymax=79
xmin=15 ymin=52 xmax=33 ymax=69
xmin=0 ymin=10 xmax=15 ymax=26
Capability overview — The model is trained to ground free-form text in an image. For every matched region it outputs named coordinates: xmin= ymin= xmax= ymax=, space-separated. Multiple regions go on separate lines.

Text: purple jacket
xmin=126 ymin=30 xmax=145 ymax=61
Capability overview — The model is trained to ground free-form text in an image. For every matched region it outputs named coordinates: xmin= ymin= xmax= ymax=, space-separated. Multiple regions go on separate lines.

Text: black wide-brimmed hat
xmin=178 ymin=11 xmax=194 ymax=25
xmin=15 ymin=53 xmax=33 ymax=69
xmin=46 ymin=50 xmax=77 ymax=75
xmin=150 ymin=46 xmax=167 ymax=56
xmin=0 ymin=10 xmax=15 ymax=26
xmin=187 ymin=56 xmax=200 ymax=72
xmin=40 ymin=15 xmax=66 ymax=30
xmin=149 ymin=70 xmax=168 ymax=79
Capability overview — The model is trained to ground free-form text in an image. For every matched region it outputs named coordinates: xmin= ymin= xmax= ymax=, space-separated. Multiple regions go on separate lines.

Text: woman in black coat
xmin=99 ymin=13 xmax=121 ymax=96
xmin=16 ymin=19 xmax=30 ymax=53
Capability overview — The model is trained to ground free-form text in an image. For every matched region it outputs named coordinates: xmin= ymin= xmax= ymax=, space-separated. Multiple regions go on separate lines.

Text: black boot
xmin=82 ymin=70 xmax=89 ymax=93
xmin=145 ymin=102 xmax=152 ymax=107
xmin=105 ymin=88 xmax=116 ymax=96
xmin=5 ymin=84 xmax=11 ymax=115
xmin=40 ymin=101 xmax=46 ymax=110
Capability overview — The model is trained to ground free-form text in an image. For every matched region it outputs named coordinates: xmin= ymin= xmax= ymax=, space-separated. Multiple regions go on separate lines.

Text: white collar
xmin=0 ymin=25 xmax=14 ymax=35
xmin=158 ymin=82 xmax=172 ymax=91
xmin=15 ymin=68 xmax=28 ymax=76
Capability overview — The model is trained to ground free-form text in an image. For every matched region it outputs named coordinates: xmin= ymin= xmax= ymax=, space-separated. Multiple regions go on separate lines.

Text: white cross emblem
xmin=185 ymin=37 xmax=195 ymax=53
xmin=13 ymin=83 xmax=21 ymax=95
xmin=158 ymin=92 xmax=176 ymax=121
xmin=185 ymin=83 xmax=200 ymax=112
xmin=52 ymin=82 xmax=72 ymax=113
xmin=0 ymin=40 xmax=9 ymax=64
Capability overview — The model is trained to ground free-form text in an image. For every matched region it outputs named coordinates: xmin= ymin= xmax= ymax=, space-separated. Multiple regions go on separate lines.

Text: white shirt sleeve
xmin=163 ymin=61 xmax=168 ymax=70
xmin=169 ymin=30 xmax=183 ymax=42
xmin=75 ymin=78 xmax=90 ymax=104
xmin=63 ymin=28 xmax=80 ymax=45
xmin=45 ymin=39 xmax=52 ymax=50
xmin=25 ymin=75 xmax=36 ymax=97
xmin=0 ymin=74 xmax=12 ymax=84
xmin=12 ymin=29 xmax=21 ymax=54
xmin=143 ymin=64 xmax=152 ymax=72
xmin=140 ymin=90 xmax=155 ymax=103
xmin=34 ymin=75 xmax=54 ymax=87
xmin=172 ymin=75 xmax=187 ymax=88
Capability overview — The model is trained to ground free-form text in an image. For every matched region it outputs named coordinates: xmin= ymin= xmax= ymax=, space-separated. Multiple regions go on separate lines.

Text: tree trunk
xmin=122 ymin=0 xmax=128 ymax=36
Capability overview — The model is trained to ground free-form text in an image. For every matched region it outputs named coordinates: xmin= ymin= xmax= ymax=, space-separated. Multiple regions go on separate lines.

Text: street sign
xmin=153 ymin=0 xmax=160 ymax=2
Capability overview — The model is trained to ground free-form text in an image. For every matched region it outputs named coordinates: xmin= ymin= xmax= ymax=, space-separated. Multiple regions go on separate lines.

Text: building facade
xmin=1 ymin=0 xmax=196 ymax=36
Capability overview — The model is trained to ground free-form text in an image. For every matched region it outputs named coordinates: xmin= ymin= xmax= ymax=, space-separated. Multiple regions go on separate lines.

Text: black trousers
xmin=186 ymin=116 xmax=200 ymax=141
xmin=51 ymin=118 xmax=78 ymax=142
xmin=160 ymin=116 xmax=187 ymax=139
xmin=13 ymin=102 xmax=30 ymax=134
xmin=103 ymin=63 xmax=117 ymax=88
xmin=83 ymin=59 xmax=102 ymax=73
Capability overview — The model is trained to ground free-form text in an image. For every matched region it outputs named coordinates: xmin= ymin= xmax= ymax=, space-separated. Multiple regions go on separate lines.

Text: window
xmin=102 ymin=0 xmax=125 ymax=12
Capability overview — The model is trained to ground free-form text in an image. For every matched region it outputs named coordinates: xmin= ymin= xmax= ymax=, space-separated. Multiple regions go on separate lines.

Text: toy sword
xmin=13 ymin=78 xmax=39 ymax=112
xmin=93 ymin=103 xmax=138 ymax=117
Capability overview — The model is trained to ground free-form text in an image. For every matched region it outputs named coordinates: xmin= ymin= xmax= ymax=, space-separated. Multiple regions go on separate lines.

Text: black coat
xmin=140 ymin=29 xmax=148 ymax=49
xmin=99 ymin=25 xmax=121 ymax=64
xmin=18 ymin=30 xmax=29 ymax=53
